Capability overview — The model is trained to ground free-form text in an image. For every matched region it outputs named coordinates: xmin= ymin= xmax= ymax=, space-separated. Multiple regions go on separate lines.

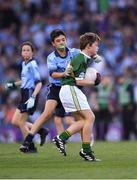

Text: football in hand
xmin=85 ymin=67 xmax=98 ymax=82
xmin=85 ymin=67 xmax=101 ymax=85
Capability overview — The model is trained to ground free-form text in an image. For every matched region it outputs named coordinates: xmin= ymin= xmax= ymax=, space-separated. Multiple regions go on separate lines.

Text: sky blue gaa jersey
xmin=21 ymin=59 xmax=41 ymax=89
xmin=47 ymin=48 xmax=80 ymax=86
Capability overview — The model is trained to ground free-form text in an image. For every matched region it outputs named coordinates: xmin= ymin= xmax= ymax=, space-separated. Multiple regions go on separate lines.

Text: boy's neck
xmin=24 ymin=57 xmax=33 ymax=64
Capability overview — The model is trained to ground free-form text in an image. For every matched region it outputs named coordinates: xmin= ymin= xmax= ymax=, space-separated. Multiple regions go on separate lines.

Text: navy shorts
xmin=47 ymin=84 xmax=67 ymax=118
xmin=18 ymin=88 xmax=38 ymax=115
xmin=55 ymin=108 xmax=72 ymax=117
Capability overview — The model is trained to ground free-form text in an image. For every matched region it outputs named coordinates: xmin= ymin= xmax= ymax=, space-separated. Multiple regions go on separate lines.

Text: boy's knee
xmin=11 ymin=118 xmax=19 ymax=126
xmin=88 ymin=113 xmax=95 ymax=123
xmin=92 ymin=114 xmax=95 ymax=122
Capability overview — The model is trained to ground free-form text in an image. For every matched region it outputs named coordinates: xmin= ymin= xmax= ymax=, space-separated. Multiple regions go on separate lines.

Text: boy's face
xmin=52 ymin=35 xmax=67 ymax=51
xmin=89 ymin=41 xmax=99 ymax=57
xmin=21 ymin=45 xmax=33 ymax=60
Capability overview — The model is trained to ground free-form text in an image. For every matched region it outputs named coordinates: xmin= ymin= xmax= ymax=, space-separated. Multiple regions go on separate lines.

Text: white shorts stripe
xmin=59 ymin=85 xmax=90 ymax=113
xmin=70 ymin=86 xmax=81 ymax=111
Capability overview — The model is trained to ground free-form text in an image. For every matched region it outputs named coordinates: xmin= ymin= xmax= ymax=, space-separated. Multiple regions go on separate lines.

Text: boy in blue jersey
xmin=20 ymin=29 xmax=80 ymax=153
xmin=5 ymin=41 xmax=49 ymax=152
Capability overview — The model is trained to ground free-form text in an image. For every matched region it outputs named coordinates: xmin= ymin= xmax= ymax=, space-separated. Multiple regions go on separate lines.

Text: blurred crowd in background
xmin=0 ymin=0 xmax=137 ymax=143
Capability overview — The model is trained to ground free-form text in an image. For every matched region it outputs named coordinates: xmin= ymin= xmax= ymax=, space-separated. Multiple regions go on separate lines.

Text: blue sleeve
xmin=47 ymin=55 xmax=57 ymax=75
xmin=30 ymin=61 xmax=41 ymax=84
xmin=72 ymin=48 xmax=80 ymax=56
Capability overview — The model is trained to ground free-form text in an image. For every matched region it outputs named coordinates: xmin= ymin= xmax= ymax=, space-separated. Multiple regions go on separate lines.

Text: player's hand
xmin=94 ymin=73 xmax=101 ymax=86
xmin=25 ymin=96 xmax=36 ymax=109
xmin=64 ymin=65 xmax=73 ymax=77
xmin=93 ymin=54 xmax=103 ymax=63
xmin=5 ymin=82 xmax=16 ymax=90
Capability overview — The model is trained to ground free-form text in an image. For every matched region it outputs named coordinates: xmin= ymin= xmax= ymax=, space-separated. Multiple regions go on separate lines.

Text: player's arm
xmin=31 ymin=81 xmax=42 ymax=98
xmin=72 ymin=57 xmax=101 ymax=86
xmin=51 ymin=72 xmax=65 ymax=78
xmin=30 ymin=61 xmax=42 ymax=97
xmin=47 ymin=56 xmax=73 ymax=78
xmin=25 ymin=62 xmax=42 ymax=109
xmin=47 ymin=56 xmax=65 ymax=78
xmin=51 ymin=66 xmax=74 ymax=78
xmin=14 ymin=80 xmax=22 ymax=86
xmin=76 ymin=79 xmax=94 ymax=86
xmin=5 ymin=80 xmax=22 ymax=90
xmin=76 ymin=72 xmax=101 ymax=87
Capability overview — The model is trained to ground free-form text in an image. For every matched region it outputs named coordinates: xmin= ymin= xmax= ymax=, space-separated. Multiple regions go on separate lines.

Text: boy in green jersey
xmin=53 ymin=32 xmax=102 ymax=161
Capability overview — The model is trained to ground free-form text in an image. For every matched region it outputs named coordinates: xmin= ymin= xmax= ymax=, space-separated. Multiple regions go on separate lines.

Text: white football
xmin=85 ymin=67 xmax=98 ymax=81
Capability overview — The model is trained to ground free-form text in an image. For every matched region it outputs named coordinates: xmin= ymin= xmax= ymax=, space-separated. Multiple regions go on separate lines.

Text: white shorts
xmin=59 ymin=85 xmax=90 ymax=113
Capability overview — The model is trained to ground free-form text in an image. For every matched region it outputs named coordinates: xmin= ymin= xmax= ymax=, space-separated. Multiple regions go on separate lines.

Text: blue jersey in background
xmin=21 ymin=59 xmax=41 ymax=89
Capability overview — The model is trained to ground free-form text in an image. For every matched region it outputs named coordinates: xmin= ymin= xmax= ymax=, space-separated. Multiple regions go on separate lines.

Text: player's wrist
xmin=62 ymin=72 xmax=66 ymax=77
xmin=12 ymin=82 xmax=16 ymax=87
xmin=6 ymin=81 xmax=16 ymax=89
xmin=93 ymin=54 xmax=103 ymax=63
xmin=31 ymin=94 xmax=36 ymax=99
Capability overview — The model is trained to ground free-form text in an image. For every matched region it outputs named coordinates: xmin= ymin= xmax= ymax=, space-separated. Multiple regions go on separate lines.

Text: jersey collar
xmin=80 ymin=51 xmax=91 ymax=59
xmin=24 ymin=58 xmax=34 ymax=65
xmin=55 ymin=47 xmax=69 ymax=58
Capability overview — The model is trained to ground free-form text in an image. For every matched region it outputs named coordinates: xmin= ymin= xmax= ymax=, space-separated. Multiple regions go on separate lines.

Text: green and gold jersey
xmin=61 ymin=53 xmax=91 ymax=86
xmin=97 ymin=82 xmax=113 ymax=109
xmin=118 ymin=80 xmax=133 ymax=105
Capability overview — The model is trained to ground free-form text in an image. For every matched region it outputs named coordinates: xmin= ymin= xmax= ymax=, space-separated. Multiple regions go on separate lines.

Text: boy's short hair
xmin=50 ymin=29 xmax=66 ymax=42
xmin=20 ymin=41 xmax=35 ymax=52
xmin=80 ymin=32 xmax=100 ymax=50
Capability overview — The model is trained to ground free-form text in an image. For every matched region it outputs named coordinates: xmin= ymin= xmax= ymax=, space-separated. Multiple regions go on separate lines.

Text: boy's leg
xmin=12 ymin=109 xmax=49 ymax=146
xmin=53 ymin=110 xmax=93 ymax=156
xmin=20 ymin=100 xmax=57 ymax=153
xmin=12 ymin=109 xmax=30 ymax=137
xmin=15 ymin=111 xmax=37 ymax=153
xmin=12 ymin=109 xmax=22 ymax=127
xmin=53 ymin=112 xmax=85 ymax=156
xmin=64 ymin=115 xmax=75 ymax=126
xmin=53 ymin=109 xmax=100 ymax=161
xmin=19 ymin=113 xmax=29 ymax=138
xmin=78 ymin=110 xmax=101 ymax=161
xmin=80 ymin=109 xmax=95 ymax=143
xmin=31 ymin=100 xmax=57 ymax=135
xmin=24 ymin=122 xmax=49 ymax=146
xmin=54 ymin=116 xmax=64 ymax=134
xmin=54 ymin=103 xmax=65 ymax=134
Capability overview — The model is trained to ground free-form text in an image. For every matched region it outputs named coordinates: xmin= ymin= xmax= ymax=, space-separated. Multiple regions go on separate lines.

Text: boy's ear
xmin=87 ymin=43 xmax=92 ymax=49
xmin=51 ymin=41 xmax=55 ymax=47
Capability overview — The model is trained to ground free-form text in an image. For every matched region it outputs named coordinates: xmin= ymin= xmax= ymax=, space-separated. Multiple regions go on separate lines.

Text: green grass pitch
xmin=0 ymin=141 xmax=137 ymax=179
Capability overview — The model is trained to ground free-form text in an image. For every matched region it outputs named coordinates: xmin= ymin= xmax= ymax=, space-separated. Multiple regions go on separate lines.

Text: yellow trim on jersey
xmin=70 ymin=86 xmax=81 ymax=111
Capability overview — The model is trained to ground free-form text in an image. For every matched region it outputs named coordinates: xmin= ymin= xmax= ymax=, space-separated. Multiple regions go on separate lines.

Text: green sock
xmin=59 ymin=130 xmax=71 ymax=141
xmin=82 ymin=142 xmax=91 ymax=153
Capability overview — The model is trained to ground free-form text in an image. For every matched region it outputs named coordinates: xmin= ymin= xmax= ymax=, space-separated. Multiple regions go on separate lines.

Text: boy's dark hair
xmin=50 ymin=29 xmax=66 ymax=42
xmin=80 ymin=32 xmax=100 ymax=50
xmin=20 ymin=41 xmax=35 ymax=52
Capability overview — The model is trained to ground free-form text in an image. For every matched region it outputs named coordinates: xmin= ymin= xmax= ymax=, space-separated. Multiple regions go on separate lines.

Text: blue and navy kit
xmin=47 ymin=48 xmax=80 ymax=86
xmin=18 ymin=58 xmax=41 ymax=115
xmin=21 ymin=59 xmax=41 ymax=89
xmin=46 ymin=48 xmax=80 ymax=117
